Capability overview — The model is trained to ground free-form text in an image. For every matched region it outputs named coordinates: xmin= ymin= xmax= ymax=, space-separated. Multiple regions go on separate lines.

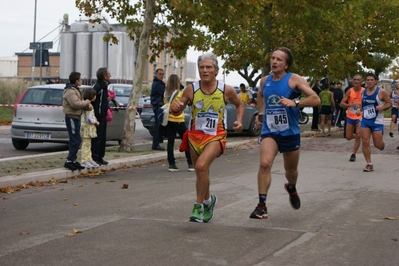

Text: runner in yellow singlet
xmin=170 ymin=52 xmax=244 ymax=223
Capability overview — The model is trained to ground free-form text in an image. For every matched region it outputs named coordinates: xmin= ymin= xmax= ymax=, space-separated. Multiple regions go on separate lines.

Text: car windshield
xmin=112 ymin=86 xmax=132 ymax=97
xmin=20 ymin=88 xmax=63 ymax=106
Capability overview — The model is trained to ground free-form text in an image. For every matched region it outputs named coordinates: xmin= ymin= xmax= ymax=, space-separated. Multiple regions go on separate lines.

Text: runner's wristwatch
xmin=294 ymin=98 xmax=300 ymax=107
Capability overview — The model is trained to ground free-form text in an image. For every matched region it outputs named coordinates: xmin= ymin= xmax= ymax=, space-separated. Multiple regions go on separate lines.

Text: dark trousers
xmin=311 ymin=107 xmax=320 ymax=129
xmin=165 ymin=121 xmax=192 ymax=165
xmin=91 ymin=117 xmax=107 ymax=161
xmin=65 ymin=116 xmax=81 ymax=161
xmin=152 ymin=107 xmax=163 ymax=148
xmin=333 ymin=104 xmax=342 ymax=126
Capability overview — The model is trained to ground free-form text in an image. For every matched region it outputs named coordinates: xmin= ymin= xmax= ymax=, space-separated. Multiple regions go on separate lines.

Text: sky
xmin=1 ymin=0 xmax=250 ymax=86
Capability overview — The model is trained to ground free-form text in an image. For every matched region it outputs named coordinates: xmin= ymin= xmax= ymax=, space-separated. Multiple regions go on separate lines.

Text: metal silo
xmin=59 ymin=32 xmax=76 ymax=80
xmin=75 ymin=32 xmax=92 ymax=81
xmin=107 ymin=31 xmax=125 ymax=82
xmin=91 ymin=32 xmax=108 ymax=80
xmin=70 ymin=21 xmax=88 ymax=32
xmin=124 ymin=34 xmax=136 ymax=81
xmin=88 ymin=22 xmax=110 ymax=32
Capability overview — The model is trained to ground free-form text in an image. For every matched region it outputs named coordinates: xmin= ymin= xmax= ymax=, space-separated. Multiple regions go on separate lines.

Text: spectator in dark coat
xmin=330 ymin=81 xmax=344 ymax=127
xmin=311 ymin=80 xmax=322 ymax=131
xmin=91 ymin=67 xmax=111 ymax=165
xmin=342 ymin=78 xmax=354 ymax=136
xmin=150 ymin=68 xmax=166 ymax=150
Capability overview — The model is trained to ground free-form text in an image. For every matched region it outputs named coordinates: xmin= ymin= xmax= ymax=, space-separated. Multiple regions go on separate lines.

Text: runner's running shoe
xmin=189 ymin=204 xmax=204 ymax=223
xmin=203 ymin=195 xmax=217 ymax=223
xmin=349 ymin=154 xmax=356 ymax=162
xmin=363 ymin=164 xmax=374 ymax=172
xmin=284 ymin=183 xmax=301 ymax=209
xmin=250 ymin=203 xmax=268 ymax=219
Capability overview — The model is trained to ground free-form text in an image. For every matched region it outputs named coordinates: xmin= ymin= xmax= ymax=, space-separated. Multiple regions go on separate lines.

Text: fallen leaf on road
xmin=20 ymin=232 xmax=29 ymax=235
xmin=73 ymin=229 xmax=82 ymax=234
xmin=59 ymin=179 xmax=68 ymax=183
xmin=94 ymin=181 xmax=101 ymax=185
xmin=63 ymin=198 xmax=68 ymax=201
xmin=66 ymin=233 xmax=75 ymax=237
xmin=73 ymin=203 xmax=79 ymax=206
xmin=327 ymin=233 xmax=334 ymax=236
xmin=383 ymin=216 xmax=397 ymax=220
xmin=392 ymin=238 xmax=398 ymax=241
xmin=122 ymin=184 xmax=129 ymax=189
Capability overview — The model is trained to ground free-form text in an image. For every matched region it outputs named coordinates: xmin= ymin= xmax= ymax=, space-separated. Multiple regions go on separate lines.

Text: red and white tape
xmin=0 ymin=104 xmax=129 ymax=109
xmin=0 ymin=103 xmax=141 ymax=117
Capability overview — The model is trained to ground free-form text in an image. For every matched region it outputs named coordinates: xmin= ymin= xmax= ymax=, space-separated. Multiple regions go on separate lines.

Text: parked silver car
xmin=107 ymin=83 xmax=147 ymax=114
xmin=140 ymin=100 xmax=260 ymax=136
xmin=10 ymin=84 xmax=126 ymax=150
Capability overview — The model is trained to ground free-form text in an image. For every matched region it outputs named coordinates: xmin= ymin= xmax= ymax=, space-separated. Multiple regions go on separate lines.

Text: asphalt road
xmin=1 ymin=134 xmax=398 ymax=265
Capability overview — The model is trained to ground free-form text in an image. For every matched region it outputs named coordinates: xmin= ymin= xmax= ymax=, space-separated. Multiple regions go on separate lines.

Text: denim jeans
xmin=65 ymin=116 xmax=82 ymax=161
xmin=152 ymin=106 xmax=163 ymax=148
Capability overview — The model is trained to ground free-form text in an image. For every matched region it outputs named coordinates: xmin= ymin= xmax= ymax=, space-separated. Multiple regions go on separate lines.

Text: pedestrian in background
xmin=238 ymin=83 xmax=254 ymax=105
xmin=331 ymin=81 xmax=343 ymax=127
xmin=342 ymin=78 xmax=354 ymax=137
xmin=91 ymin=67 xmax=111 ymax=165
xmin=360 ymin=73 xmax=391 ymax=172
xmin=311 ymin=79 xmax=322 ymax=131
xmin=150 ymin=68 xmax=166 ymax=151
xmin=62 ymin=71 xmax=91 ymax=171
xmin=164 ymin=74 xmax=194 ymax=172
xmin=319 ymin=83 xmax=335 ymax=137
xmin=171 ymin=52 xmax=244 ymax=223
xmin=250 ymin=47 xmax=320 ymax=219
xmin=80 ymin=88 xmax=100 ymax=169
xmin=388 ymin=82 xmax=399 ymax=138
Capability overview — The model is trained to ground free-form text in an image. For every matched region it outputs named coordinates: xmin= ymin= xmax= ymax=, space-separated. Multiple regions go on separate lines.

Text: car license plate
xmin=26 ymin=132 xmax=51 ymax=139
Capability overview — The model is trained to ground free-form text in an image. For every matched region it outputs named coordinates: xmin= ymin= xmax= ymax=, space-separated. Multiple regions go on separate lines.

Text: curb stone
xmin=0 ymin=140 xmax=252 ymax=188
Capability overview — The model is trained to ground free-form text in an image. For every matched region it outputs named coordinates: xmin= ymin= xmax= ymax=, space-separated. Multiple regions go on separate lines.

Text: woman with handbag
xmin=164 ymin=74 xmax=194 ymax=172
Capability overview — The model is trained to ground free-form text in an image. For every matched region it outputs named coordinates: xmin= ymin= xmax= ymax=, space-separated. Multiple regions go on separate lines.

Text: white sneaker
xmin=89 ymin=160 xmax=99 ymax=167
xmin=81 ymin=161 xmax=94 ymax=168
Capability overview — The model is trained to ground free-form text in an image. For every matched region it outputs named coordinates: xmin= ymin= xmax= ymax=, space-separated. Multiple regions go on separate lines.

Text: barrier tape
xmin=1 ymin=103 xmax=142 ymax=118
xmin=0 ymin=104 xmax=129 ymax=109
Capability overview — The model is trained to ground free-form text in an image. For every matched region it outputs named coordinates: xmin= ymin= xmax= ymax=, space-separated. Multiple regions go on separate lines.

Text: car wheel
xmin=149 ymin=129 xmax=154 ymax=136
xmin=247 ymin=116 xmax=261 ymax=136
xmin=12 ymin=139 xmax=29 ymax=150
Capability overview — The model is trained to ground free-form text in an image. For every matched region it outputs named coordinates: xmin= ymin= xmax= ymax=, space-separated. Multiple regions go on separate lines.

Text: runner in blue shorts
xmin=360 ymin=73 xmax=391 ymax=172
xmin=250 ymin=47 xmax=320 ymax=219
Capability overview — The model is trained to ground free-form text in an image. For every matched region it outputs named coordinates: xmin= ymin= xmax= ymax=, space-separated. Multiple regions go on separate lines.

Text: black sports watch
xmin=294 ymin=98 xmax=300 ymax=107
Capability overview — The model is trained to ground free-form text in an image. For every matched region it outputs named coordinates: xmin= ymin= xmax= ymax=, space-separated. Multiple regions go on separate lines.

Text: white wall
xmin=0 ymin=56 xmax=18 ymax=77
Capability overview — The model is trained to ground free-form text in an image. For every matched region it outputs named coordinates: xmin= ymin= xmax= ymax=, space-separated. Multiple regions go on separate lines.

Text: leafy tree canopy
xmin=76 ymin=0 xmax=399 ymax=84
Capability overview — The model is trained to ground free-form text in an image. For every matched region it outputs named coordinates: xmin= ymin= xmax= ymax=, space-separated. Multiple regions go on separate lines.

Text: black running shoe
xmin=250 ymin=203 xmax=268 ymax=219
xmin=389 ymin=132 xmax=394 ymax=137
xmin=73 ymin=161 xmax=85 ymax=170
xmin=349 ymin=154 xmax=356 ymax=162
xmin=284 ymin=183 xmax=301 ymax=210
xmin=64 ymin=161 xmax=76 ymax=171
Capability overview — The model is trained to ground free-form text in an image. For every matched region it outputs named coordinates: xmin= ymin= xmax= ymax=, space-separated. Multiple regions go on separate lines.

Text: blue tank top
xmin=261 ymin=73 xmax=302 ymax=136
xmin=362 ymin=87 xmax=383 ymax=124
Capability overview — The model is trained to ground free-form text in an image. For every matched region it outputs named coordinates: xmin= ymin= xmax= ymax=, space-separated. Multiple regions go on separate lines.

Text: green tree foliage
xmin=75 ymin=0 xmax=399 ymax=151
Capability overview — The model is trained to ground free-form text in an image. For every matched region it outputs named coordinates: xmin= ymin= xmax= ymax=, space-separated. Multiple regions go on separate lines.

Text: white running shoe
xmin=89 ymin=160 xmax=100 ymax=167
xmin=81 ymin=161 xmax=94 ymax=168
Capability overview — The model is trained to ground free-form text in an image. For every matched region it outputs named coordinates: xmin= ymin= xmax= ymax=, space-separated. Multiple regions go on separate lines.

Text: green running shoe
xmin=189 ymin=204 xmax=204 ymax=223
xmin=203 ymin=195 xmax=218 ymax=223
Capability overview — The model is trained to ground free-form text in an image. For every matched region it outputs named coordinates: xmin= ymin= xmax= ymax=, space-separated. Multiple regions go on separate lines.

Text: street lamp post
xmin=31 ymin=0 xmax=37 ymax=85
